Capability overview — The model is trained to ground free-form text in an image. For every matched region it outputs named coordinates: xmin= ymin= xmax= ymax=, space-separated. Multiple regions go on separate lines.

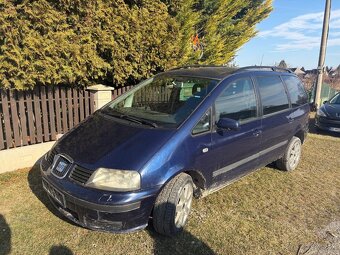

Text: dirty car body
xmin=40 ymin=66 xmax=310 ymax=234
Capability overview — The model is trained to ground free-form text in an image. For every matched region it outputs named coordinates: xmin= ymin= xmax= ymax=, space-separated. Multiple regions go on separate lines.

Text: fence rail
xmin=0 ymin=86 xmax=95 ymax=150
xmin=112 ymin=85 xmax=134 ymax=100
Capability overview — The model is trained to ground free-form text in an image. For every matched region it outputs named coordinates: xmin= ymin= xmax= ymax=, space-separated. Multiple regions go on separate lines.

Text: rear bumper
xmin=40 ymin=161 xmax=159 ymax=233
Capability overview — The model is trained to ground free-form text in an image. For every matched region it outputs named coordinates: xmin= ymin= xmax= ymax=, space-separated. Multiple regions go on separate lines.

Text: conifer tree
xmin=0 ymin=0 xmax=179 ymax=89
xmin=0 ymin=0 xmax=272 ymax=89
xmin=165 ymin=0 xmax=273 ymax=65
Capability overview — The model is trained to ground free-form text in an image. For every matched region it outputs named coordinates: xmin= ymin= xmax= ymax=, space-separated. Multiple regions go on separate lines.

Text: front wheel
xmin=276 ymin=136 xmax=302 ymax=171
xmin=153 ymin=173 xmax=194 ymax=236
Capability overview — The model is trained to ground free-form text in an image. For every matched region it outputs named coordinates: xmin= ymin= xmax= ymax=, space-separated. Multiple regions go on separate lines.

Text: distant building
xmin=329 ymin=66 xmax=339 ymax=78
xmin=289 ymin=67 xmax=305 ymax=76
xmin=284 ymin=66 xmax=340 ymax=91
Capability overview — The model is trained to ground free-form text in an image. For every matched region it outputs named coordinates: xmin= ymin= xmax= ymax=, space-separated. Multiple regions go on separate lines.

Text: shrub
xmin=0 ymin=0 xmax=179 ymax=89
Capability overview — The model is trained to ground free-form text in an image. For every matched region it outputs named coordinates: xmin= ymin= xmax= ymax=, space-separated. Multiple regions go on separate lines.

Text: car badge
xmin=51 ymin=154 xmax=72 ymax=179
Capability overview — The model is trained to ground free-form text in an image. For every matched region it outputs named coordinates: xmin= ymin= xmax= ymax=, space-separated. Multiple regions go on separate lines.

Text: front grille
xmin=40 ymin=158 xmax=50 ymax=171
xmin=41 ymin=148 xmax=58 ymax=171
xmin=47 ymin=148 xmax=57 ymax=165
xmin=69 ymin=165 xmax=93 ymax=185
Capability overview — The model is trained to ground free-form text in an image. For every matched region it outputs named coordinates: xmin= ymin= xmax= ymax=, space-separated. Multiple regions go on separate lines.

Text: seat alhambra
xmin=40 ymin=66 xmax=309 ymax=236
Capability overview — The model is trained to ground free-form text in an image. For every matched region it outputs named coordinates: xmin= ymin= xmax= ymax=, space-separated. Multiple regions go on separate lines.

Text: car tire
xmin=276 ymin=136 xmax=302 ymax=171
xmin=153 ymin=173 xmax=194 ymax=236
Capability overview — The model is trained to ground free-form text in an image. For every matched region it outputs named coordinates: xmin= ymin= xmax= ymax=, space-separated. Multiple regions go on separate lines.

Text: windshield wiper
xmin=101 ymin=109 xmax=158 ymax=128
xmin=121 ymin=115 xmax=158 ymax=128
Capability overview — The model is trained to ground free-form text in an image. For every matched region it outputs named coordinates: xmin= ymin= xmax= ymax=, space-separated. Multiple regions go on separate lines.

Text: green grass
xmin=0 ymin=133 xmax=340 ymax=255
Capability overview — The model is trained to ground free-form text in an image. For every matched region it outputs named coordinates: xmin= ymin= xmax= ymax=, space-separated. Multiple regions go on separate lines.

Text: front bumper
xmin=315 ymin=115 xmax=340 ymax=133
xmin=40 ymin=158 xmax=159 ymax=233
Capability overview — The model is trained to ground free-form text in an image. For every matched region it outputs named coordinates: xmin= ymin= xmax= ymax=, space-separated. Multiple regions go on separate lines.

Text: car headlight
xmin=85 ymin=168 xmax=141 ymax=192
xmin=317 ymin=108 xmax=327 ymax=117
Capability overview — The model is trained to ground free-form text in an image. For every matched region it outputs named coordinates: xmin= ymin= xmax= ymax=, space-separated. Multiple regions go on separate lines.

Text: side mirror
xmin=216 ymin=118 xmax=240 ymax=131
xmin=323 ymin=100 xmax=328 ymax=104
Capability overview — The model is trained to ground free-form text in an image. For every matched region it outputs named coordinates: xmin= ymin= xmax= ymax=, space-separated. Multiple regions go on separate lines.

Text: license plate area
xmin=42 ymin=179 xmax=66 ymax=208
xmin=330 ymin=127 xmax=340 ymax=132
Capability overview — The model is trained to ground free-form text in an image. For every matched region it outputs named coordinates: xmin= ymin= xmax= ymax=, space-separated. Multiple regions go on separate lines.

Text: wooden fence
xmin=112 ymin=85 xmax=134 ymax=100
xmin=0 ymin=86 xmax=95 ymax=150
xmin=0 ymin=85 xmax=136 ymax=151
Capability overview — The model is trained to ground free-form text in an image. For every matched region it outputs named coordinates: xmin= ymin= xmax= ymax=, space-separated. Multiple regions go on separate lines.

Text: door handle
xmin=253 ymin=130 xmax=262 ymax=137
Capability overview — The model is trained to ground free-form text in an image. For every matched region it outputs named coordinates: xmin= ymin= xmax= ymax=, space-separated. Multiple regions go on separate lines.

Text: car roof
xmin=163 ymin=66 xmax=237 ymax=80
xmin=161 ymin=65 xmax=294 ymax=80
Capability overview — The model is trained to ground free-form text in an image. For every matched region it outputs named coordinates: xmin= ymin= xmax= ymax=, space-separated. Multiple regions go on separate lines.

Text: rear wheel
xmin=276 ymin=136 xmax=302 ymax=171
xmin=153 ymin=173 xmax=193 ymax=236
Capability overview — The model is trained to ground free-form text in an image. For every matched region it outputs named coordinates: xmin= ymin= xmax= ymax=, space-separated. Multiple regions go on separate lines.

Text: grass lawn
xmin=0 ymin=132 xmax=339 ymax=255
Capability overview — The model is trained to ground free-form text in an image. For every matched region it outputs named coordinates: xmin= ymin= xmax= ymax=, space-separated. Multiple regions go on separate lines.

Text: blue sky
xmin=235 ymin=0 xmax=340 ymax=69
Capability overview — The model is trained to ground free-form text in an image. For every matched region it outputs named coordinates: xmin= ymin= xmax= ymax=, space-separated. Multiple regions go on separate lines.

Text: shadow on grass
xmin=49 ymin=245 xmax=73 ymax=255
xmin=146 ymin=200 xmax=216 ymax=255
xmin=149 ymin=229 xmax=215 ymax=255
xmin=0 ymin=214 xmax=11 ymax=255
xmin=27 ymin=159 xmax=78 ymax=227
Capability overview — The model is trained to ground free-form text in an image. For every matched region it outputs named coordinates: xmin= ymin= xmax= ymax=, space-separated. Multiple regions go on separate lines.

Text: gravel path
xmin=298 ymin=220 xmax=340 ymax=255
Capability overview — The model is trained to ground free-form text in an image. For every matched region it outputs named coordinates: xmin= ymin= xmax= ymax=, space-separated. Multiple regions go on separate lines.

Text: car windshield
xmin=329 ymin=93 xmax=340 ymax=104
xmin=102 ymin=75 xmax=219 ymax=128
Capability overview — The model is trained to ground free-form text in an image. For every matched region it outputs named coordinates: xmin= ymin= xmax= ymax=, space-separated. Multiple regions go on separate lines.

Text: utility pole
xmin=314 ymin=0 xmax=331 ymax=109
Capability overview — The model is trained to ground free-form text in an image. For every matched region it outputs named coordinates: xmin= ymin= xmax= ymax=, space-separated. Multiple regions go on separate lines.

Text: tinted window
xmin=256 ymin=76 xmax=289 ymax=115
xmin=192 ymin=109 xmax=211 ymax=135
xmin=215 ymin=78 xmax=257 ymax=123
xmin=282 ymin=76 xmax=308 ymax=107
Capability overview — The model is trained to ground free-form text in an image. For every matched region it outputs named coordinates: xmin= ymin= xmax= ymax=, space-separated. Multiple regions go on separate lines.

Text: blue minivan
xmin=40 ymin=66 xmax=309 ymax=236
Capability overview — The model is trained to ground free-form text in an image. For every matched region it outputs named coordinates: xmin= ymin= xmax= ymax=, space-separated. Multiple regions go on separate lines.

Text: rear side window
xmin=256 ymin=76 xmax=289 ymax=115
xmin=282 ymin=76 xmax=308 ymax=107
xmin=215 ymin=77 xmax=257 ymax=123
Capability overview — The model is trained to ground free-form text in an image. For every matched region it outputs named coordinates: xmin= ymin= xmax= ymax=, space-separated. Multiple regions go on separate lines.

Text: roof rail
xmin=235 ymin=66 xmax=293 ymax=73
xmin=169 ymin=65 xmax=223 ymax=71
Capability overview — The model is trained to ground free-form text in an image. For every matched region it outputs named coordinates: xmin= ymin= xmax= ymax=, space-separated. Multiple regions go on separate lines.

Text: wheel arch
xmin=294 ymin=129 xmax=306 ymax=144
xmin=184 ymin=170 xmax=207 ymax=191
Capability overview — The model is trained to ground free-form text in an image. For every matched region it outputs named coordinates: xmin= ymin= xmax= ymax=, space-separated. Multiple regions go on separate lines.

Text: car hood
xmin=322 ymin=103 xmax=340 ymax=119
xmin=55 ymin=111 xmax=175 ymax=171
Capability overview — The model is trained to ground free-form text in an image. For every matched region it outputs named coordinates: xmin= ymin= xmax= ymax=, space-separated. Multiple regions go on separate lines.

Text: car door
xmin=281 ymin=75 xmax=309 ymax=133
xmin=188 ymin=108 xmax=217 ymax=186
xmin=209 ymin=76 xmax=262 ymax=187
xmin=254 ymin=75 xmax=293 ymax=166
